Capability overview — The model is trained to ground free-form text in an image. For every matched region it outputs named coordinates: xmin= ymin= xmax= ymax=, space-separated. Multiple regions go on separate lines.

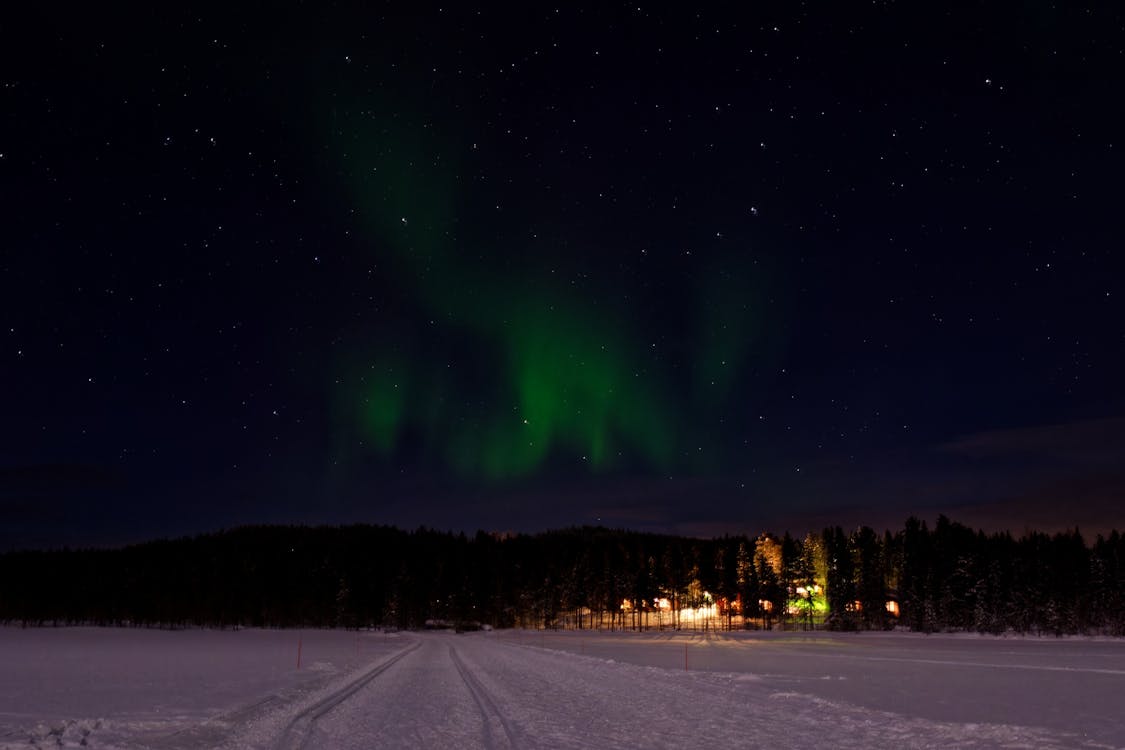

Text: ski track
xmin=272 ymin=639 xmax=422 ymax=750
xmin=447 ymin=644 xmax=528 ymax=750
xmin=825 ymin=652 xmax=1125 ymax=675
xmin=3 ymin=629 xmax=1124 ymax=748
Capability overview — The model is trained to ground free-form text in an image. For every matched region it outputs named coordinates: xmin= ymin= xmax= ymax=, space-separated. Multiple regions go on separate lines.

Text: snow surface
xmin=1 ymin=626 xmax=1123 ymax=748
xmin=0 ymin=627 xmax=403 ymax=749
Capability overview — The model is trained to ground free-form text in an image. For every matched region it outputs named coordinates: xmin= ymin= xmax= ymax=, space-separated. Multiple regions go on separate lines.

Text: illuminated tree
xmin=754 ymin=537 xmax=784 ymax=630
xmin=735 ymin=540 xmax=758 ymax=629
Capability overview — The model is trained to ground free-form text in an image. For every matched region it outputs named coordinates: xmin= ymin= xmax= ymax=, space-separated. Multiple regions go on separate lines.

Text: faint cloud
xmin=939 ymin=471 xmax=1125 ymax=538
xmin=922 ymin=417 xmax=1125 ymax=536
xmin=939 ymin=416 xmax=1125 ymax=466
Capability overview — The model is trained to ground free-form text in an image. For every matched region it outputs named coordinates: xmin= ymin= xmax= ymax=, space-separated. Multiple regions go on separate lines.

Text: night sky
xmin=4 ymin=4 xmax=1124 ymax=549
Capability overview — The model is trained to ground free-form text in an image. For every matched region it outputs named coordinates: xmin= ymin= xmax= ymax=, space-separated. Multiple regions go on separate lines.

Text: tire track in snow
xmin=274 ymin=638 xmax=421 ymax=750
xmin=448 ymin=643 xmax=532 ymax=750
xmin=829 ymin=653 xmax=1125 ymax=675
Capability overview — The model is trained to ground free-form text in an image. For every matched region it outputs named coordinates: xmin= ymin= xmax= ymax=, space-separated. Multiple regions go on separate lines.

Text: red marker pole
xmin=297 ymin=637 xmax=303 ymax=669
xmin=684 ymin=643 xmax=689 ymax=671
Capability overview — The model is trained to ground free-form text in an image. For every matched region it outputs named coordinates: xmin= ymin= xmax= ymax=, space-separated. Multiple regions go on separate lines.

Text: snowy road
xmin=230 ymin=632 xmax=1122 ymax=749
xmin=281 ymin=636 xmax=526 ymax=750
xmin=3 ymin=628 xmax=1123 ymax=748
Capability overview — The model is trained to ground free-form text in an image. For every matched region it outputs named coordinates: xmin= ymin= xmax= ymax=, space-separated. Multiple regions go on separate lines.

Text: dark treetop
xmin=3 ymin=520 xmax=1122 ymax=637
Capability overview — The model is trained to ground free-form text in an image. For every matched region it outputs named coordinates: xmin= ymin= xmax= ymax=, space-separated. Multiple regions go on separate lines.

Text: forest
xmin=1 ymin=517 xmax=1123 ymax=635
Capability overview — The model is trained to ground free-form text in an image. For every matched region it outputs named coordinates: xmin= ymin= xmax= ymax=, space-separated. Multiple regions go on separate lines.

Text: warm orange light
xmin=678 ymin=603 xmax=717 ymax=622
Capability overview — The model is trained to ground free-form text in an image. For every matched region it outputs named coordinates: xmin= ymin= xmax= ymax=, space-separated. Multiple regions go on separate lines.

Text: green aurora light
xmin=326 ymin=107 xmax=763 ymax=481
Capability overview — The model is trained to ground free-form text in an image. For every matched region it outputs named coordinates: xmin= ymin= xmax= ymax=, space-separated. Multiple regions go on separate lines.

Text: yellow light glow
xmin=677 ymin=604 xmax=718 ymax=622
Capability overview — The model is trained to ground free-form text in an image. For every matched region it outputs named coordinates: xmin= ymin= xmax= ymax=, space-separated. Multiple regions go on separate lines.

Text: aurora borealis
xmin=325 ymin=99 xmax=763 ymax=481
xmin=335 ymin=118 xmax=679 ymax=477
xmin=4 ymin=3 xmax=1125 ymax=547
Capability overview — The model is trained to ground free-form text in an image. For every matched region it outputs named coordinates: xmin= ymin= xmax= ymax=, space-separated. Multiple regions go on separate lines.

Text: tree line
xmin=1 ymin=516 xmax=1122 ymax=635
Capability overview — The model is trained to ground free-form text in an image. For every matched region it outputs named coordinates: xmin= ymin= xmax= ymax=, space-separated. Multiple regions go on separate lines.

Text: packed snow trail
xmin=273 ymin=639 xmax=422 ymax=750
xmin=278 ymin=636 xmax=501 ymax=749
xmin=3 ymin=628 xmax=1123 ymax=748
xmin=230 ymin=632 xmax=1114 ymax=749
xmin=448 ymin=644 xmax=531 ymax=749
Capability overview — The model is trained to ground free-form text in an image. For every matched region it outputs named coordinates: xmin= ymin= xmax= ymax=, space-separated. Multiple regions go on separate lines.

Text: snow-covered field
xmin=1 ymin=627 xmax=1123 ymax=749
xmin=0 ymin=627 xmax=404 ymax=748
